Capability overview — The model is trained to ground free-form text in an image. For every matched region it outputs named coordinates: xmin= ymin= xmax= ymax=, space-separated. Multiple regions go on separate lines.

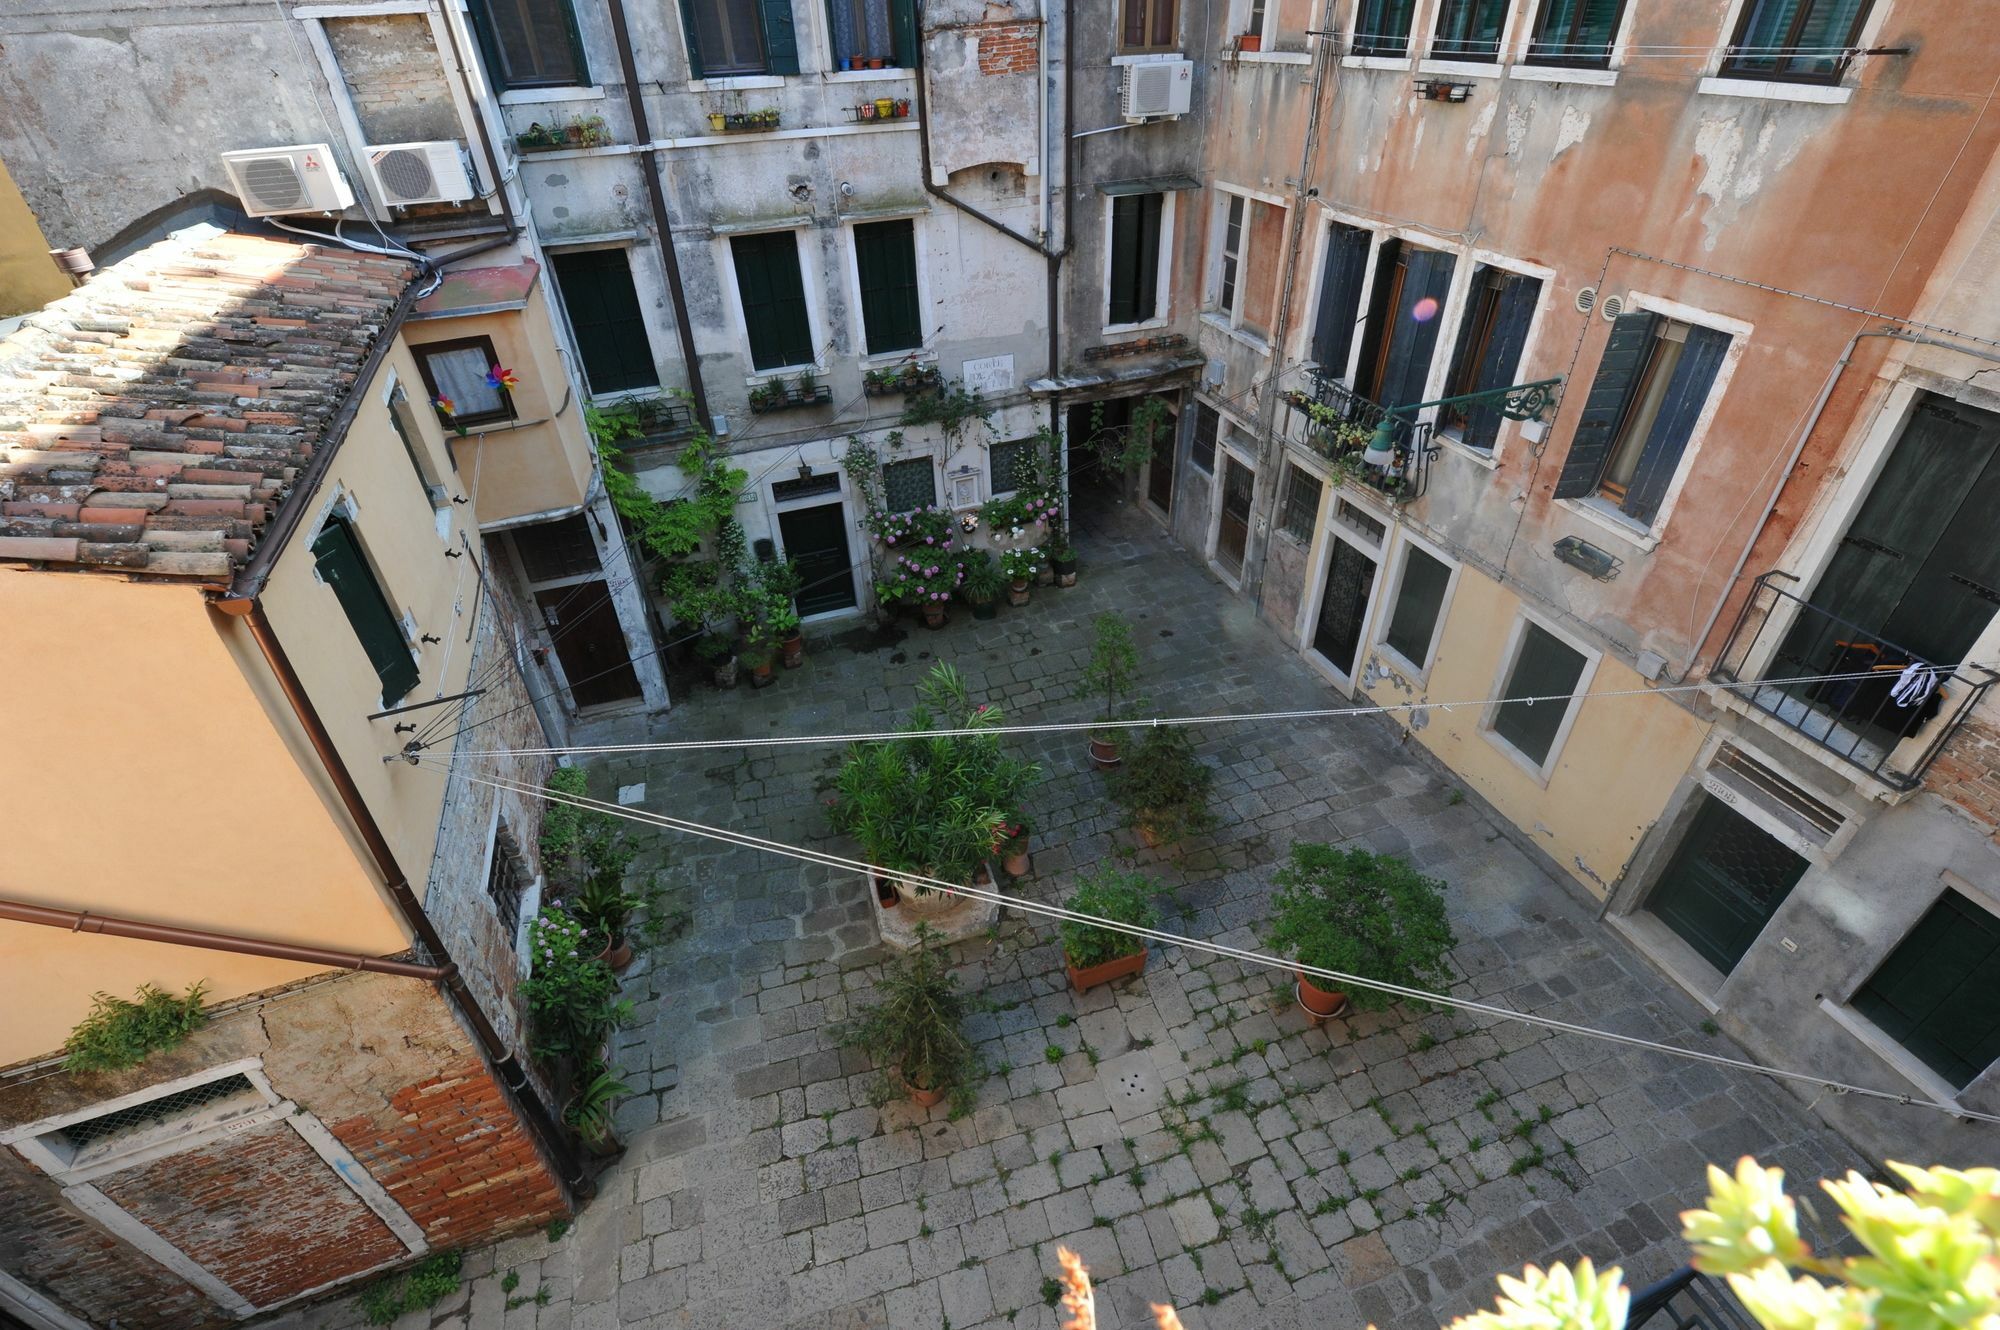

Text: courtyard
xmin=268 ymin=500 xmax=1879 ymax=1330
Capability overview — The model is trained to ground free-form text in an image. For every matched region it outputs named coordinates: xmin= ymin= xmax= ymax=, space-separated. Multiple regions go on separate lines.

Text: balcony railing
xmin=1281 ymin=370 xmax=1434 ymax=502
xmin=1628 ymin=1267 xmax=1758 ymax=1330
xmin=1710 ymin=570 xmax=1998 ymax=791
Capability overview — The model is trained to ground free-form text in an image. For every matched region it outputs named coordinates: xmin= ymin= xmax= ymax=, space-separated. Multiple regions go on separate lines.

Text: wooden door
xmin=1312 ymin=537 xmax=1378 ymax=678
xmin=1648 ymin=795 xmax=1808 ymax=975
xmin=536 ymin=582 xmax=642 ymax=708
xmin=777 ymin=502 xmax=858 ymax=616
xmin=1217 ymin=456 xmax=1253 ymax=573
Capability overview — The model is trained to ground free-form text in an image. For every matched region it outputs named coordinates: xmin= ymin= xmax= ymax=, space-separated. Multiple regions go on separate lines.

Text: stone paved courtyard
xmin=266 ymin=498 xmax=1890 ymax=1330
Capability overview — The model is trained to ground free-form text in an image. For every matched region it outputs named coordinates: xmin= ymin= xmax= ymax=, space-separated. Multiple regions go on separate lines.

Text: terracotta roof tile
xmin=0 ymin=228 xmax=412 ymax=580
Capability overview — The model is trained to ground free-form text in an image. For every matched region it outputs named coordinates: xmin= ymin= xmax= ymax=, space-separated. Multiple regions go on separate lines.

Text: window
xmin=729 ymin=232 xmax=814 ymax=371
xmin=1120 ymin=0 xmax=1177 ymax=52
xmin=1190 ymin=403 xmax=1219 ymax=472
xmin=681 ymin=0 xmax=798 ymax=77
xmin=1430 ymin=0 xmax=1507 ymax=59
xmin=1243 ymin=0 xmax=1269 ymax=41
xmin=883 ymin=456 xmax=935 ymax=511
xmin=1489 ymin=621 xmax=1590 ymax=769
xmin=1216 ymin=195 xmax=1245 ymax=318
xmin=854 ymin=219 xmax=922 ymax=355
xmin=553 ymin=249 xmax=658 ymax=394
xmin=1553 ymin=313 xmax=1730 ymax=527
xmin=1355 ymin=240 xmax=1456 ymax=409
xmin=1278 ymin=465 xmax=1322 ymax=542
xmin=1526 ymin=0 xmax=1626 ymax=66
xmin=1440 ymin=266 xmax=1541 ymax=452
xmin=1310 ymin=222 xmax=1370 ymax=376
xmin=413 ymin=336 xmax=512 ymax=427
xmin=1107 ymin=193 xmax=1165 ymax=327
xmin=386 ymin=382 xmax=450 ymax=507
xmin=1382 ymin=544 xmax=1452 ymax=669
xmin=1352 ymin=0 xmax=1418 ymax=56
xmin=1719 ymin=0 xmax=1873 ymax=83
xmin=826 ymin=0 xmax=917 ymax=68
xmin=311 ymin=512 xmax=418 ymax=706
xmin=486 ymin=819 xmax=530 ymax=939
xmin=468 ymin=0 xmax=587 ymax=89
xmin=990 ymin=439 xmax=1032 ymax=494
xmin=1852 ymin=890 xmax=2000 ymax=1089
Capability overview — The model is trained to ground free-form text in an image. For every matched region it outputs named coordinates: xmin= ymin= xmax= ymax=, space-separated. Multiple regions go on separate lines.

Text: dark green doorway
xmin=1647 ymin=794 xmax=1808 ymax=974
xmin=777 ymin=502 xmax=857 ymax=617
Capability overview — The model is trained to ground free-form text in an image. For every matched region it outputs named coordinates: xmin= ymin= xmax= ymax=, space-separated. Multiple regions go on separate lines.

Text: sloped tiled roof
xmin=0 ymin=228 xmax=414 ymax=581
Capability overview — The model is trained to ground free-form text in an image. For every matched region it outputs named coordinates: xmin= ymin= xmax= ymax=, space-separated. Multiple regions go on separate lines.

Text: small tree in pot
xmin=1110 ymin=727 xmax=1215 ymax=847
xmin=841 ymin=928 xmax=975 ymax=1106
xmin=1082 ymin=612 xmax=1140 ymax=769
xmin=1060 ymin=867 xmax=1161 ymax=992
xmin=1262 ymin=843 xmax=1456 ymax=1021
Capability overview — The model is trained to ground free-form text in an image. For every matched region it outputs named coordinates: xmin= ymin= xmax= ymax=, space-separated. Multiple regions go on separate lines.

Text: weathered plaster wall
xmin=322 ymin=13 xmax=458 ymax=146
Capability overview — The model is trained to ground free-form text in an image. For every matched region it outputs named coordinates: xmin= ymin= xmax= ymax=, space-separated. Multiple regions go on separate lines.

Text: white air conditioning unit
xmin=1121 ymin=58 xmax=1194 ymax=120
xmin=364 ymin=141 xmax=476 ymax=207
xmin=220 ymin=144 xmax=355 ymax=217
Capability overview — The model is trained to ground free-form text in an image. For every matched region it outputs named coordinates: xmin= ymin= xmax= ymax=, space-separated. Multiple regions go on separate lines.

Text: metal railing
xmin=1282 ymin=369 xmax=1435 ymax=502
xmin=1710 ymin=571 xmax=1998 ymax=790
xmin=1628 ymin=1267 xmax=1758 ymax=1330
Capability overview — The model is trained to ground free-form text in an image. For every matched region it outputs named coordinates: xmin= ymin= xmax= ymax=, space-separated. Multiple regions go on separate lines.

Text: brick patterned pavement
xmin=261 ymin=499 xmax=1880 ymax=1330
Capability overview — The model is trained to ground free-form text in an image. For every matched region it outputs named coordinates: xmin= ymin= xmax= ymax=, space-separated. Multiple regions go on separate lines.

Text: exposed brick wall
xmin=322 ymin=14 xmax=460 ymax=146
xmin=0 ymin=1145 xmax=220 ymax=1330
xmin=327 ymin=1058 xmax=568 ymax=1250
xmin=95 ymin=1121 xmax=405 ymax=1308
xmin=1925 ymin=715 xmax=2000 ymax=840
xmin=976 ymin=22 xmax=1042 ymax=75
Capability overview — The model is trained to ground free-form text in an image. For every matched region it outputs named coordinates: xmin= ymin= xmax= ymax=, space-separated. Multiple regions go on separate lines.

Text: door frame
xmin=1206 ymin=433 xmax=1259 ymax=589
xmin=1640 ymin=788 xmax=1810 ymax=978
xmin=1298 ymin=490 xmax=1389 ymax=695
xmin=760 ymin=469 xmax=866 ymax=625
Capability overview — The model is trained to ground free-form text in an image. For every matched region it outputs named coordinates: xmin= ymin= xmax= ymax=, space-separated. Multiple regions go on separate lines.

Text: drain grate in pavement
xmin=1099 ymin=1052 xmax=1165 ymax=1121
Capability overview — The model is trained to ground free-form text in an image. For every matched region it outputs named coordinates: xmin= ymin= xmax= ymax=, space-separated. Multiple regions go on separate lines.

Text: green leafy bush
xmin=520 ymin=912 xmax=628 ymax=1061
xmin=539 ymin=766 xmax=591 ymax=863
xmin=1262 ymin=843 xmax=1455 ymax=1013
xmin=357 ymin=1251 xmax=463 ymax=1326
xmin=1083 ymin=613 xmax=1141 ymax=736
xmin=1109 ymin=727 xmax=1216 ymax=844
xmin=64 ymin=982 xmax=209 ymax=1072
xmin=1060 ymin=868 xmax=1160 ymax=969
xmin=841 ymin=931 xmax=975 ymax=1095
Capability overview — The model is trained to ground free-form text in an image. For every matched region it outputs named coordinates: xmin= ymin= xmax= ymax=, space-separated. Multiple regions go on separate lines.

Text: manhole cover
xmin=1098 ymin=1052 xmax=1164 ymax=1122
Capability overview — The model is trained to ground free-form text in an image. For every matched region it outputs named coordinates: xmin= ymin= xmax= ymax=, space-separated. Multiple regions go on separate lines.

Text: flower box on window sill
xmin=706 ymin=109 xmax=783 ymax=133
xmin=748 ymin=377 xmax=833 ymax=414
xmin=849 ymin=98 xmax=914 ymax=123
xmin=516 ymin=116 xmax=612 ymax=152
xmin=863 ymin=362 xmax=942 ymax=397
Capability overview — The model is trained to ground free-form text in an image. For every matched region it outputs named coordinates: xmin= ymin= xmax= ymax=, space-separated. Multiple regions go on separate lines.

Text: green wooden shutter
xmin=855 ymin=220 xmax=921 ymax=354
xmin=1853 ymin=891 xmax=2000 ymax=1088
xmin=1310 ymin=223 xmax=1369 ymax=375
xmin=553 ymin=249 xmax=658 ymax=393
xmin=890 ymin=0 xmax=919 ymax=68
xmin=759 ymin=0 xmax=799 ymax=74
xmin=1461 ymin=273 xmax=1540 ymax=451
xmin=311 ymin=516 xmax=419 ymax=706
xmin=1553 ymin=310 xmax=1657 ymax=499
xmin=678 ymin=0 xmax=705 ymax=77
xmin=1378 ymin=247 xmax=1455 ymax=408
xmin=732 ymin=233 xmax=814 ymax=369
xmin=1621 ymin=325 xmax=1729 ymax=523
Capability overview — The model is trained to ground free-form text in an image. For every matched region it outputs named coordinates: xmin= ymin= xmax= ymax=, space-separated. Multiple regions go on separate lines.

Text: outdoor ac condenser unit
xmin=365 ymin=141 xmax=476 ymax=207
xmin=219 ymin=145 xmax=356 ymax=217
xmin=1121 ymin=58 xmax=1194 ymax=120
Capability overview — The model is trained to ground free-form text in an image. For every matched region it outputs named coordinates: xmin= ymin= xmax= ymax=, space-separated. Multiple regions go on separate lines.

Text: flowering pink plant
xmin=865 ymin=504 xmax=955 ymax=547
xmin=874 ymin=546 xmax=965 ymax=606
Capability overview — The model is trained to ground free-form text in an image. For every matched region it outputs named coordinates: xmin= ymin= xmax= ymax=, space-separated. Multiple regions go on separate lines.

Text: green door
xmin=1647 ymin=794 xmax=1808 ymax=974
xmin=777 ymin=502 xmax=857 ymax=616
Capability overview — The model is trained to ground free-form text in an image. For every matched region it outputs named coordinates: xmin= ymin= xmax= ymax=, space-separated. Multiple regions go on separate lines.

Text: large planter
xmin=1089 ymin=735 xmax=1121 ymax=770
xmin=1002 ymin=845 xmax=1029 ymax=876
xmin=970 ymin=597 xmax=998 ymax=621
xmin=781 ymin=633 xmax=806 ymax=668
xmin=1296 ymin=970 xmax=1351 ymax=1021
xmin=1067 ymin=948 xmax=1147 ymax=993
xmin=596 ymin=936 xmax=634 ymax=972
xmin=891 ymin=873 xmax=961 ymax=917
xmin=1007 ymin=581 xmax=1031 ymax=607
xmin=922 ymin=601 xmax=948 ymax=629
xmin=1054 ymin=553 xmax=1078 ymax=588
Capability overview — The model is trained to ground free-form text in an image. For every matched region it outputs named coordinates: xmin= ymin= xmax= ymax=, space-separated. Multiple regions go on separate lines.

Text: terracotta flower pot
xmin=748 ymin=660 xmax=775 ymax=688
xmin=903 ymin=1076 xmax=944 ymax=1107
xmin=922 ymin=601 xmax=947 ymax=629
xmin=1296 ymin=971 xmax=1351 ymax=1021
xmin=1003 ymin=848 xmax=1030 ymax=876
xmin=597 ymin=936 xmax=634 ymax=971
xmin=1089 ymin=735 xmax=1121 ymax=769
xmin=1067 ymin=948 xmax=1147 ymax=993
xmin=873 ymin=874 xmax=899 ymax=909
xmin=781 ymin=633 xmax=805 ymax=668
xmin=1007 ymin=581 xmax=1030 ymax=607
xmin=1237 ymin=32 xmax=1262 ymax=51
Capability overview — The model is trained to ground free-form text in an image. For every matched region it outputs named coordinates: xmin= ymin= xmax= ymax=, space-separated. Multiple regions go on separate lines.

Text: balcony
xmin=1709 ymin=571 xmax=1998 ymax=791
xmin=1281 ymin=370 xmax=1434 ymax=502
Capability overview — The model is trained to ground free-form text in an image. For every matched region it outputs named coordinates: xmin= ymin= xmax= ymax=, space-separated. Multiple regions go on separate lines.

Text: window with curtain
xmin=1120 ymin=0 xmax=1178 ymax=51
xmin=827 ymin=0 xmax=893 ymax=63
xmin=413 ymin=337 xmax=512 ymax=426
xmin=468 ymin=0 xmax=587 ymax=88
xmin=1108 ymin=193 xmax=1165 ymax=327
xmin=1852 ymin=890 xmax=2000 ymax=1089
xmin=1720 ymin=0 xmax=1873 ymax=83
xmin=1278 ymin=465 xmax=1322 ymax=541
xmin=1383 ymin=544 xmax=1452 ymax=668
xmin=854 ymin=219 xmax=921 ymax=354
xmin=1352 ymin=0 xmax=1418 ymax=56
xmin=1525 ymin=0 xmax=1626 ymax=66
xmin=1440 ymin=266 xmax=1541 ymax=452
xmin=1430 ymin=0 xmax=1508 ymax=59
xmin=730 ymin=232 xmax=815 ymax=371
xmin=1490 ymin=622 xmax=1589 ymax=768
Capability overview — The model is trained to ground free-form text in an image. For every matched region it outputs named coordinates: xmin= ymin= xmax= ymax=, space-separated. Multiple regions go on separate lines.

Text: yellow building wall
xmin=0 ymin=575 xmax=407 ymax=1066
xmin=0 ymin=159 xmax=67 ymax=316
xmin=1359 ymin=561 xmax=1711 ymax=897
xmin=416 ymin=285 xmax=592 ymax=526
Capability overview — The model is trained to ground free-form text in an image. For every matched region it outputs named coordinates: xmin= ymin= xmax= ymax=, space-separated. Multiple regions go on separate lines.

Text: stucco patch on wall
xmin=1464 ymin=99 xmax=1497 ymax=155
xmin=1553 ymin=105 xmax=1591 ymax=161
xmin=1504 ymin=102 xmax=1533 ymax=160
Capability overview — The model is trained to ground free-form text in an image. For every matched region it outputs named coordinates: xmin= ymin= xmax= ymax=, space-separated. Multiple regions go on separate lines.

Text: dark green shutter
xmin=855 ymin=220 xmax=921 ymax=354
xmin=1107 ymin=194 xmax=1162 ymax=326
xmin=732 ymin=233 xmax=813 ymax=370
xmin=1354 ymin=237 xmax=1402 ymax=397
xmin=679 ymin=0 xmax=704 ymax=77
xmin=1378 ymin=247 xmax=1455 ymax=408
xmin=311 ymin=516 xmax=419 ymax=706
xmin=1461 ymin=274 xmax=1540 ymax=451
xmin=890 ymin=0 xmax=919 ymax=68
xmin=1554 ymin=310 xmax=1657 ymax=499
xmin=759 ymin=0 xmax=799 ymax=74
xmin=553 ymin=250 xmax=658 ymax=393
xmin=1310 ymin=223 xmax=1369 ymax=375
xmin=1621 ymin=325 xmax=1729 ymax=523
xmin=1853 ymin=891 xmax=2000 ymax=1089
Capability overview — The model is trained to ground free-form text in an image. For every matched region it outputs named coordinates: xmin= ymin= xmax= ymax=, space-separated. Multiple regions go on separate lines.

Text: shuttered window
xmin=681 ymin=0 xmax=797 ymax=76
xmin=468 ymin=0 xmax=587 ymax=88
xmin=1720 ymin=0 xmax=1873 ymax=83
xmin=1553 ymin=313 xmax=1729 ymax=526
xmin=1357 ymin=241 xmax=1456 ymax=409
xmin=1853 ymin=890 xmax=2000 ymax=1089
xmin=1310 ymin=222 xmax=1370 ymax=377
xmin=1120 ymin=0 xmax=1177 ymax=51
xmin=730 ymin=232 xmax=814 ymax=371
xmin=883 ymin=457 xmax=935 ymax=511
xmin=1190 ymin=403 xmax=1219 ymax=472
xmin=1441 ymin=266 xmax=1541 ymax=452
xmin=553 ymin=249 xmax=658 ymax=394
xmin=1490 ymin=622 xmax=1588 ymax=768
xmin=1384 ymin=544 xmax=1452 ymax=669
xmin=1353 ymin=0 xmax=1418 ymax=55
xmin=1108 ymin=193 xmax=1165 ymax=327
xmin=1431 ymin=0 xmax=1508 ymax=59
xmin=311 ymin=514 xmax=419 ymax=706
xmin=1216 ymin=195 xmax=1246 ymax=317
xmin=1526 ymin=0 xmax=1627 ymax=66
xmin=854 ymin=220 xmax=921 ymax=355
xmin=1278 ymin=465 xmax=1322 ymax=541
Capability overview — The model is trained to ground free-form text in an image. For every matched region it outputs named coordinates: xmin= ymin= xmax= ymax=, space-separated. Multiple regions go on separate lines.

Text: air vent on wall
xmin=1599 ymin=293 xmax=1626 ymax=321
xmin=219 ymin=144 xmax=355 ymax=217
xmin=1574 ymin=286 xmax=1596 ymax=315
xmin=364 ymin=141 xmax=475 ymax=207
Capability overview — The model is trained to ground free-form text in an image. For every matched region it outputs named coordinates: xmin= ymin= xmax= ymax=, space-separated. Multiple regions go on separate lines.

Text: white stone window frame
xmin=306 ymin=487 xmax=425 ymax=660
xmin=1426 ymin=246 xmax=1557 ymax=469
xmin=1294 ymin=476 xmax=1390 ymax=695
xmin=1503 ymin=0 xmax=1640 ymax=84
xmin=1372 ymin=526 xmax=1462 ymax=685
xmin=1416 ymin=0 xmax=1525 ymax=80
xmin=1340 ymin=0 xmax=1432 ymax=69
xmin=1201 ymin=184 xmax=1286 ymax=348
xmin=1100 ymin=190 xmax=1178 ymax=336
xmin=1202 ymin=419 xmax=1263 ymax=591
xmin=1694 ymin=0 xmax=1889 ymax=105
xmin=715 ymin=222 xmax=832 ymax=383
xmin=1479 ymin=605 xmax=1603 ymax=785
xmin=480 ymin=801 xmax=543 ymax=971
xmin=839 ymin=209 xmax=938 ymax=369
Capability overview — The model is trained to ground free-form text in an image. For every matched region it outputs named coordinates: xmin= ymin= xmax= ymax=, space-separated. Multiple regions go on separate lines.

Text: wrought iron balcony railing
xmin=1281 ymin=370 xmax=1435 ymax=502
xmin=1628 ymin=1267 xmax=1758 ymax=1330
xmin=1710 ymin=571 xmax=1998 ymax=790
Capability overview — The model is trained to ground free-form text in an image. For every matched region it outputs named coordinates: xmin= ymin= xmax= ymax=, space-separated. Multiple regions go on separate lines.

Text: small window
xmin=386 ymin=382 xmax=450 ymax=507
xmin=413 ymin=336 xmax=513 ymax=427
xmin=1355 ymin=239 xmax=1456 ymax=409
xmin=1430 ymin=0 xmax=1507 ymax=59
xmin=1310 ymin=222 xmax=1371 ymax=377
xmin=1108 ymin=193 xmax=1165 ymax=328
xmin=682 ymin=0 xmax=799 ymax=76
xmin=1719 ymin=0 xmax=1873 ymax=84
xmin=854 ymin=219 xmax=922 ymax=355
xmin=487 ymin=819 xmax=531 ymax=940
xmin=990 ymin=439 xmax=1032 ymax=494
xmin=730 ymin=231 xmax=815 ymax=371
xmin=1190 ymin=403 xmax=1219 ymax=473
xmin=1852 ymin=890 xmax=2000 ymax=1090
xmin=883 ymin=456 xmax=935 ymax=511
xmin=468 ymin=0 xmax=587 ymax=89
xmin=1244 ymin=0 xmax=1269 ymax=40
xmin=1278 ymin=464 xmax=1321 ymax=542
xmin=1334 ymin=497 xmax=1386 ymax=544
xmin=827 ymin=0 xmax=917 ymax=68
xmin=1440 ymin=266 xmax=1541 ymax=452
xmin=1352 ymin=0 xmax=1418 ymax=56
xmin=1489 ymin=621 xmax=1590 ymax=769
xmin=311 ymin=512 xmax=419 ymax=706
xmin=1383 ymin=544 xmax=1452 ymax=669
xmin=1525 ymin=0 xmax=1627 ymax=66
xmin=553 ymin=249 xmax=658 ymax=394
xmin=1120 ymin=0 xmax=1177 ymax=52
xmin=1215 ymin=195 xmax=1246 ymax=319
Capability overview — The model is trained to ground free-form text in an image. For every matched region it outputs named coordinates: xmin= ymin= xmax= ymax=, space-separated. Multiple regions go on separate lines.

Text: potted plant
xmin=894 ymin=97 xmax=911 ymax=117
xmin=520 ymin=910 xmax=631 ymax=1064
xmin=741 ymin=633 xmax=777 ymax=686
xmin=573 ymin=871 xmax=638 ymax=971
xmin=1111 ymin=726 xmax=1216 ymax=847
xmin=1053 ymin=543 xmax=1078 ymax=586
xmin=840 ymin=930 xmax=974 ymax=1106
xmin=1060 ymin=867 xmax=1160 ymax=992
xmin=1237 ymin=31 xmax=1262 ymax=51
xmin=566 ymin=1061 xmax=629 ymax=1156
xmin=962 ymin=552 xmax=1003 ymax=621
xmin=1000 ymin=546 xmax=1041 ymax=605
xmin=868 ymin=54 xmax=887 ymax=68
xmin=707 ymin=110 xmax=727 ymax=132
xmin=1083 ymin=611 xmax=1139 ymax=768
xmin=695 ymin=629 xmax=738 ymax=687
xmin=873 ymin=96 xmax=894 ymax=117
xmin=859 ymin=100 xmax=877 ymax=120
xmin=1261 ymin=843 xmax=1457 ymax=1023
xmin=756 ymin=559 xmax=806 ymax=666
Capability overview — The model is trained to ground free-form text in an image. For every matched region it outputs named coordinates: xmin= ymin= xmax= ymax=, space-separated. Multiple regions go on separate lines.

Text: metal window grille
xmin=487 ymin=820 xmax=531 ymax=940
xmin=52 ymin=1074 xmax=261 ymax=1156
xmin=882 ymin=457 xmax=936 ymax=512
xmin=990 ymin=440 xmax=1032 ymax=493
xmin=1278 ymin=465 xmax=1322 ymax=541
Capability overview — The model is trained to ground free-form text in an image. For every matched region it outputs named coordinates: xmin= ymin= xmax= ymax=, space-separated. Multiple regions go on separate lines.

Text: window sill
xmin=1230 ymin=49 xmax=1313 ymax=65
xmin=1557 ymin=496 xmax=1660 ymax=553
xmin=1509 ymin=63 xmax=1617 ymax=86
xmin=1102 ymin=316 xmax=1171 ymax=336
xmin=1343 ymin=54 xmax=1412 ymax=70
xmin=690 ymin=74 xmax=787 ymax=92
xmin=1437 ymin=432 xmax=1500 ymax=470
xmin=1417 ymin=58 xmax=1504 ymax=79
xmin=1375 ymin=642 xmax=1432 ymax=688
xmin=499 ymin=86 xmax=606 ymax=105
xmin=859 ymin=349 xmax=935 ymax=370
xmin=1479 ymin=723 xmax=1559 ymax=789
xmin=1199 ymin=311 xmax=1271 ymax=354
xmin=1112 ymin=51 xmax=1187 ymax=65
xmin=822 ymin=67 xmax=915 ymax=83
xmin=745 ymin=364 xmax=826 ymax=384
xmin=1697 ymin=75 xmax=1853 ymax=105
xmin=1816 ymin=999 xmax=1968 ymax=1111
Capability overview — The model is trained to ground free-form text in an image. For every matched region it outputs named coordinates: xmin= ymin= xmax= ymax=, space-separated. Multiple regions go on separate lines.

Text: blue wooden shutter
xmin=311 ymin=516 xmax=419 ymax=706
xmin=1553 ymin=310 xmax=1657 ymax=499
xmin=1378 ymin=247 xmax=1455 ymax=408
xmin=1311 ymin=224 xmax=1369 ymax=375
xmin=759 ymin=0 xmax=799 ymax=73
xmin=1621 ymin=325 xmax=1729 ymax=523
xmin=1461 ymin=274 xmax=1539 ymax=451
